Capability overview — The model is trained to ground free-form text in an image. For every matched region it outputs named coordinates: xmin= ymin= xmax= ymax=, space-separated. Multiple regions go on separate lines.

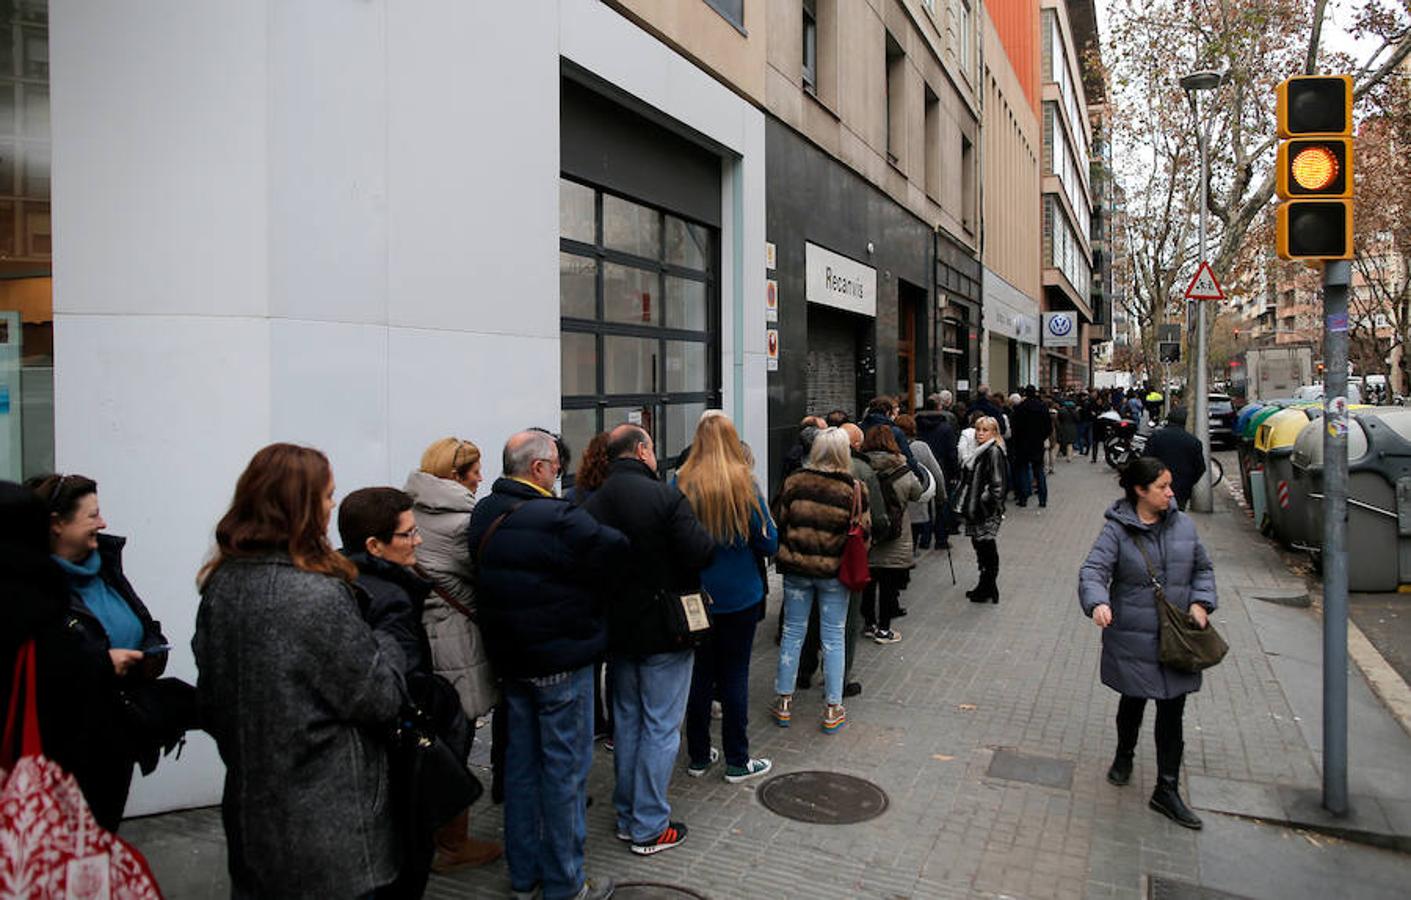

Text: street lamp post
xmin=1180 ymin=69 xmax=1224 ymax=513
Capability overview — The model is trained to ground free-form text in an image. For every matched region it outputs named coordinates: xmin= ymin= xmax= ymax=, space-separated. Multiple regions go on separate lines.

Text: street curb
xmin=1219 ymin=472 xmax=1411 ymax=743
xmin=1347 ymin=619 xmax=1411 ymax=743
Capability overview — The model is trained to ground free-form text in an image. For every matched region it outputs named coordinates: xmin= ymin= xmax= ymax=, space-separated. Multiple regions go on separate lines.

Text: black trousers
xmin=971 ymin=538 xmax=999 ymax=596
xmin=1115 ymin=693 xmax=1187 ymax=779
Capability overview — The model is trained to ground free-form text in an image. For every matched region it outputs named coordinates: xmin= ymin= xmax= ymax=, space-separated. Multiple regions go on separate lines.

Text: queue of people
xmin=0 ymin=381 xmax=1224 ymax=897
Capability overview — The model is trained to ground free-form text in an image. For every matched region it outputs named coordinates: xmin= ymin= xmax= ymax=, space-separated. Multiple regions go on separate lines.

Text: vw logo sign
xmin=1048 ymin=314 xmax=1073 ymax=337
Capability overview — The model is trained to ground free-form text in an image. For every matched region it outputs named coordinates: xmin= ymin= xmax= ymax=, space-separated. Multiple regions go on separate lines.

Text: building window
xmin=0 ymin=0 xmax=51 ymax=482
xmin=885 ymin=30 xmax=905 ymax=166
xmin=961 ymin=134 xmax=975 ymax=233
xmin=703 ymin=0 xmax=745 ymax=33
xmin=559 ymin=177 xmax=719 ymax=474
xmin=802 ymin=0 xmax=817 ymax=93
xmin=960 ymin=1 xmax=974 ymax=79
xmin=924 ymin=84 xmax=940 ymax=199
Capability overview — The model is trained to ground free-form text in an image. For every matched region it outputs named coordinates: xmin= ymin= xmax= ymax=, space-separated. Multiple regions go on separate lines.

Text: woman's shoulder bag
xmin=838 ymin=481 xmax=872 ymax=591
xmin=1132 ymin=534 xmax=1228 ymax=673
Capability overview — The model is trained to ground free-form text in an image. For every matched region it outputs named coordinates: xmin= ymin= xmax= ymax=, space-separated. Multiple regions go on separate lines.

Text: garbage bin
xmin=1236 ymin=402 xmax=1265 ymax=501
xmin=1260 ymin=407 xmax=1317 ymax=539
xmin=1241 ymin=406 xmax=1286 ymax=510
xmin=1297 ymin=407 xmax=1411 ymax=591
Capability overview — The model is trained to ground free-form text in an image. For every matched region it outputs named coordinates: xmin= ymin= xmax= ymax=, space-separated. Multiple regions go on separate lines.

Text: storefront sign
xmin=805 ymin=242 xmax=876 ymax=318
xmin=983 ymin=271 xmax=1040 ymax=344
xmin=765 ymin=279 xmax=778 ymax=322
xmin=1042 ymin=312 xmax=1078 ymax=348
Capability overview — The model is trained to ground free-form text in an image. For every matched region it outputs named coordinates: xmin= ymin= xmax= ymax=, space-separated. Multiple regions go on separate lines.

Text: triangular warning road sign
xmin=1185 ymin=261 xmax=1225 ymax=300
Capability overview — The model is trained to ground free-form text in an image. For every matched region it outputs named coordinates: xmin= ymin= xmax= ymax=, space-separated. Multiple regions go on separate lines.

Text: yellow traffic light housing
xmin=1277 ymin=200 xmax=1353 ymax=260
xmin=1277 ymin=75 xmax=1353 ymax=138
xmin=1277 ymin=138 xmax=1351 ymax=199
xmin=1275 ymin=75 xmax=1354 ymax=261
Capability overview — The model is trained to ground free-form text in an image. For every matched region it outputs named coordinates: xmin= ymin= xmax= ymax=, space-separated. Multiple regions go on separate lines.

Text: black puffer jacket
xmin=915 ymin=410 xmax=960 ymax=482
xmin=583 ymin=459 xmax=716 ymax=658
xmin=468 ymin=477 xmax=630 ymax=678
xmin=347 ymin=552 xmax=435 ymax=677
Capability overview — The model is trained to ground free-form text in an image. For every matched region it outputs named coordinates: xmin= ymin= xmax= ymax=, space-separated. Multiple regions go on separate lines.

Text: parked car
xmin=1291 ymin=383 xmax=1363 ymax=404
xmin=1209 ymin=394 xmax=1237 ymax=448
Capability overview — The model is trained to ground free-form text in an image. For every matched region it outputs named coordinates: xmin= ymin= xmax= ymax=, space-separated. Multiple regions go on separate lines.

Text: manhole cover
xmin=757 ymin=770 xmax=889 ymax=824
xmin=613 ymin=884 xmax=710 ymax=899
xmin=1148 ymin=876 xmax=1251 ymax=900
xmin=986 ymin=749 xmax=1074 ymax=790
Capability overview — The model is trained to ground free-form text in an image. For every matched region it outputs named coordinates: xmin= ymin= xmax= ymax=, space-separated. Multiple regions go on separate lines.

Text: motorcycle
xmin=1102 ymin=412 xmax=1153 ymax=469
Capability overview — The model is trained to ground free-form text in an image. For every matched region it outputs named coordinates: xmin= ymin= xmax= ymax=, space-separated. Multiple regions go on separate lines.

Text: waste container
xmin=1260 ymin=407 xmax=1317 ymax=539
xmin=1294 ymin=407 xmax=1411 ymax=591
xmin=1236 ymin=403 xmax=1265 ymax=501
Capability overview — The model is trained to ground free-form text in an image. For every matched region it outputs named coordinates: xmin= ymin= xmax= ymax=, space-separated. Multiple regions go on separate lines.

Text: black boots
xmin=969 ymin=541 xmax=1000 ymax=603
xmin=1150 ymin=775 xmax=1203 ymax=829
xmin=1150 ymin=738 xmax=1202 ymax=829
xmin=1106 ymin=752 xmax=1133 ymax=786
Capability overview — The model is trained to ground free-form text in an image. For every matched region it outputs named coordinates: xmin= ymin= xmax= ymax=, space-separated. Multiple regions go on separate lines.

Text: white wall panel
xmin=386 ymin=1 xmax=560 ymax=339
xmin=267 ymin=0 xmax=389 ymax=324
xmin=50 ymin=1 xmax=268 ymax=318
xmin=385 ymin=328 xmax=559 ymax=487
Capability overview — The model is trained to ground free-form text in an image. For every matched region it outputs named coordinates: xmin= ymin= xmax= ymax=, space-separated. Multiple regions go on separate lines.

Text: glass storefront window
xmin=559 ymin=408 xmax=598 ymax=469
xmin=0 ymin=1 xmax=49 ymax=482
xmin=559 ymin=252 xmax=596 ymax=319
xmin=560 ymin=176 xmax=716 ymax=470
xmin=602 ymin=262 xmax=658 ymax=326
xmin=560 ymin=331 xmax=596 ymax=396
xmin=603 ymin=194 xmax=660 ymax=260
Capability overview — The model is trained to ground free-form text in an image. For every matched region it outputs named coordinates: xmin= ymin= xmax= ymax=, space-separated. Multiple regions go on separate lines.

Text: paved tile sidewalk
xmin=125 ymin=455 xmax=1410 ymax=898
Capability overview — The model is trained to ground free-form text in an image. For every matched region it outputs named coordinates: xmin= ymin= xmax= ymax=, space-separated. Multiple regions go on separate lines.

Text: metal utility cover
xmin=985 ymin=749 xmax=1074 ymax=790
xmin=757 ymin=770 xmax=889 ymax=824
xmin=1148 ymin=876 xmax=1251 ymax=900
xmin=613 ymin=884 xmax=711 ymax=900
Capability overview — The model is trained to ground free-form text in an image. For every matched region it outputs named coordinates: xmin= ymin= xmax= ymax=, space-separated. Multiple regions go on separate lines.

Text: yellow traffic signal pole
xmin=1321 ymin=258 xmax=1350 ymax=817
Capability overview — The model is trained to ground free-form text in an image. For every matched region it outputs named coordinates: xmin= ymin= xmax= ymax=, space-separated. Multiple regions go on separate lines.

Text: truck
xmin=1229 ymin=345 xmax=1314 ymax=405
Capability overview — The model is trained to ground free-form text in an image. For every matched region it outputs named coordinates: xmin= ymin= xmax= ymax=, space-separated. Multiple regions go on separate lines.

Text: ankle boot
xmin=1149 ymin=775 xmax=1203 ymax=829
xmin=431 ymin=809 xmax=504 ymax=873
xmin=1106 ymin=752 xmax=1134 ymax=786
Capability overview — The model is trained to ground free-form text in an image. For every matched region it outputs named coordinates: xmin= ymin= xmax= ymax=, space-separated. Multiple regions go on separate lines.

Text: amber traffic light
xmin=1275 ymin=75 xmax=1353 ymax=261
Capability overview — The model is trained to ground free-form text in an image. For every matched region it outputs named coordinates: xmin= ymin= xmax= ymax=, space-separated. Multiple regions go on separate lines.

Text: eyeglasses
xmin=391 ymin=525 xmax=420 ymax=541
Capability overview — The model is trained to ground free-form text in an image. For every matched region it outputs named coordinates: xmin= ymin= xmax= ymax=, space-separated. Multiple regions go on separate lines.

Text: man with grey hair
xmin=468 ymin=429 xmax=630 ymax=900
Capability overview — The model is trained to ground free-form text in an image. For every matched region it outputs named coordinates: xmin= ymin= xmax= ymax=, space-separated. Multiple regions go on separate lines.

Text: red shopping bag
xmin=0 ymin=640 xmax=163 ymax=899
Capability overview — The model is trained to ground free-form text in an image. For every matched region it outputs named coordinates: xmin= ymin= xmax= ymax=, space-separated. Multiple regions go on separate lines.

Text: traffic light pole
xmin=1322 ymin=259 xmax=1351 ymax=817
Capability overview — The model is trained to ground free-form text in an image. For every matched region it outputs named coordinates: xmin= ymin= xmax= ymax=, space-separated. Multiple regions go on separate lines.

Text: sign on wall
xmin=766 ymin=328 xmax=779 ymax=371
xmin=805 ymin=242 xmax=877 ymax=318
xmin=765 ymin=279 xmax=778 ymax=322
xmin=1042 ymin=312 xmax=1078 ymax=348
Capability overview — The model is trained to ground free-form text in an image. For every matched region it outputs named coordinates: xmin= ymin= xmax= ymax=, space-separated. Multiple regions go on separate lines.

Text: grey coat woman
xmin=404 ymin=469 xmax=499 ymax=720
xmin=194 ymin=556 xmax=405 ymax=899
xmin=907 ymin=439 xmax=945 ymax=525
xmin=1077 ymin=499 xmax=1217 ymax=699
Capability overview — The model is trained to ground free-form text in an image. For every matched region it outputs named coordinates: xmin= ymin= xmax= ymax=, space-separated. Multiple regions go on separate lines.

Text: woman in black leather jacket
xmin=954 ymin=416 xmax=1008 ymax=604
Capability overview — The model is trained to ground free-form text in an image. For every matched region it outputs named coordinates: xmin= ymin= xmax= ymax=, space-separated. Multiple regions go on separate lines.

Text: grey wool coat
xmin=193 ymin=555 xmax=406 ymax=899
xmin=403 ymin=469 xmax=499 ymax=720
xmin=865 ymin=450 xmax=925 ymax=569
xmin=1078 ymin=500 xmax=1218 ymax=699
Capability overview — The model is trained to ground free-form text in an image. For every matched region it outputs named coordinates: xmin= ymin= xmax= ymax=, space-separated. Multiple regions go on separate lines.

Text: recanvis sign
xmin=806 ymin=242 xmax=876 ymax=317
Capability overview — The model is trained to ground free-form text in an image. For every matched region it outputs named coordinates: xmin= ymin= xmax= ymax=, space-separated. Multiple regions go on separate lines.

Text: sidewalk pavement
xmin=124 ymin=453 xmax=1411 ymax=899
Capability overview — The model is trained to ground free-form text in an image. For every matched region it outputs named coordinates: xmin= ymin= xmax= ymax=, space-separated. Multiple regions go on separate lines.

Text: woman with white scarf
xmin=952 ymin=416 xmax=1008 ymax=604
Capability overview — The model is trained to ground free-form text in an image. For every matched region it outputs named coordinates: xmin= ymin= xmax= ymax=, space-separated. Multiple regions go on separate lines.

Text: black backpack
xmin=875 ymin=465 xmax=912 ymax=542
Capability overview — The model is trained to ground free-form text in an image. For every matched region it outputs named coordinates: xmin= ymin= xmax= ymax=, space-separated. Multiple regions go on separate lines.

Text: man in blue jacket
xmin=469 ymin=430 xmax=630 ymax=900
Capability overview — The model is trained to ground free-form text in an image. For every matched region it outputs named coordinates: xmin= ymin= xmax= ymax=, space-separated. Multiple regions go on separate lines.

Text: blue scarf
xmin=52 ymin=551 xmax=145 ymax=650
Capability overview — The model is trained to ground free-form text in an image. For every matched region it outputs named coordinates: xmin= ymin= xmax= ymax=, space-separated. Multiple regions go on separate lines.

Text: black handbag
xmin=1133 ymin=535 xmax=1228 ymax=673
xmin=116 ymin=676 xmax=198 ymax=775
xmin=658 ymin=587 xmax=714 ymax=650
xmin=388 ymin=672 xmax=482 ymax=835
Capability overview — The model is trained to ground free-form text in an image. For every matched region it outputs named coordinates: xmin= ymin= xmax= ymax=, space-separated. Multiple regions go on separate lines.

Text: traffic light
xmin=1275 ymin=75 xmax=1353 ymax=261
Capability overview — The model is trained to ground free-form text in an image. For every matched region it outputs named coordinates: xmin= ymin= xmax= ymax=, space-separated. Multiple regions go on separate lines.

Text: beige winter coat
xmin=403 ymin=469 xmax=499 ymax=720
xmin=865 ymin=451 xmax=924 ymax=569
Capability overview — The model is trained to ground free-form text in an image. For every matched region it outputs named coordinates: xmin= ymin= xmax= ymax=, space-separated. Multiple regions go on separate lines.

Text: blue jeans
xmin=686 ymin=604 xmax=759 ymax=769
xmin=503 ymin=667 xmax=594 ymax=900
xmin=1014 ymin=455 xmax=1048 ymax=505
xmin=776 ymin=574 xmax=849 ymax=704
xmin=611 ymin=649 xmax=694 ymax=842
xmin=1076 ymin=421 xmax=1092 ymax=454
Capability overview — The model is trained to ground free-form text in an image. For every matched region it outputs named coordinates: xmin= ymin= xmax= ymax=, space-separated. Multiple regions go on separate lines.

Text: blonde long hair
xmin=677 ymin=415 xmax=764 ymax=544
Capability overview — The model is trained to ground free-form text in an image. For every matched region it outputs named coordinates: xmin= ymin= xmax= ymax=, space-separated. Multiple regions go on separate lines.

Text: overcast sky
xmin=1094 ymin=0 xmax=1378 ymax=63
